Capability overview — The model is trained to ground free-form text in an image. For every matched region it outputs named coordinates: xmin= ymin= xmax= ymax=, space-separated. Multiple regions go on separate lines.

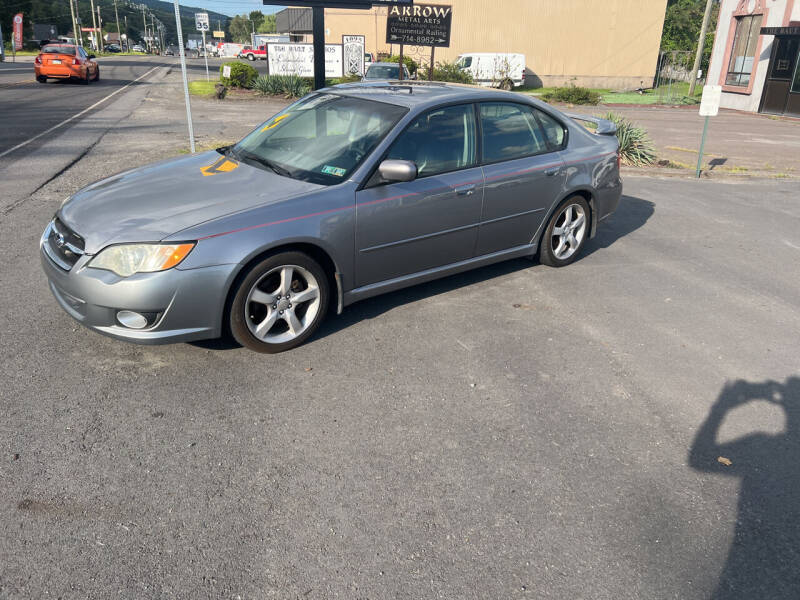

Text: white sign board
xmin=699 ymin=84 xmax=722 ymax=117
xmin=343 ymin=35 xmax=366 ymax=76
xmin=195 ymin=13 xmax=209 ymax=32
xmin=268 ymin=43 xmax=343 ymax=78
xmin=222 ymin=64 xmax=231 ymax=79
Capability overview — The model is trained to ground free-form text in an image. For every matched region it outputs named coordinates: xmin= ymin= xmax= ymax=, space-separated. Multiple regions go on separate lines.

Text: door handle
xmin=455 ymin=184 xmax=477 ymax=196
xmin=544 ymin=167 xmax=561 ymax=176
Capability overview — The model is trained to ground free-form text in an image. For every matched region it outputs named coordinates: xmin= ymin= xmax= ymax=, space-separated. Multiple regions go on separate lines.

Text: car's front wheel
xmin=247 ymin=54 xmax=255 ymax=61
xmin=539 ymin=196 xmax=590 ymax=267
xmin=229 ymin=251 xmax=329 ymax=353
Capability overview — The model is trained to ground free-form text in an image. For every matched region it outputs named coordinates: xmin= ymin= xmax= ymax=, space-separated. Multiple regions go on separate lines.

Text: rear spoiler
xmin=565 ymin=113 xmax=617 ymax=136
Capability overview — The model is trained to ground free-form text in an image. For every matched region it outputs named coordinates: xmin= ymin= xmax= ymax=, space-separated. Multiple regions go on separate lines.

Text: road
xmin=0 ymin=57 xmax=171 ymax=158
xmin=1 ymin=60 xmax=799 ymax=598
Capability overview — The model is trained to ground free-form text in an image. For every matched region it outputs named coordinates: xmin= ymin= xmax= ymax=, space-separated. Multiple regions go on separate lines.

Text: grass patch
xmin=521 ymin=80 xmax=702 ymax=106
xmin=188 ymin=80 xmax=218 ymax=97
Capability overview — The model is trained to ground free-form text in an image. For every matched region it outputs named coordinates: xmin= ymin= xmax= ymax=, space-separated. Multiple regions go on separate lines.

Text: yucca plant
xmin=280 ymin=74 xmax=310 ymax=98
xmin=602 ymin=112 xmax=656 ymax=167
xmin=252 ymin=75 xmax=272 ymax=95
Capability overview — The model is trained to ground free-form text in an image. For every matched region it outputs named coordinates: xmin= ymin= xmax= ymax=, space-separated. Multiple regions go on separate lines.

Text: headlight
xmin=88 ymin=243 xmax=195 ymax=277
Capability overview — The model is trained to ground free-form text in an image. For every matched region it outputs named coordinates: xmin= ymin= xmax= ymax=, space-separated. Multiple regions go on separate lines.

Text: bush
xmin=219 ymin=62 xmax=258 ymax=88
xmin=602 ymin=112 xmax=656 ymax=167
xmin=420 ymin=61 xmax=474 ymax=84
xmin=542 ymin=85 xmax=601 ymax=105
xmin=252 ymin=74 xmax=310 ymax=98
xmin=385 ymin=54 xmax=419 ymax=76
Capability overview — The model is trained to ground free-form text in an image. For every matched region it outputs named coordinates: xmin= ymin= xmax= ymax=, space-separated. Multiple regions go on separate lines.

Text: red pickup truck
xmin=239 ymin=45 xmax=267 ymax=61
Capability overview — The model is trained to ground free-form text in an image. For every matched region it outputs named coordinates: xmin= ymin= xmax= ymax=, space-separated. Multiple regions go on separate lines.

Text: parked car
xmin=35 ymin=43 xmax=99 ymax=84
xmin=163 ymin=46 xmax=177 ymax=56
xmin=365 ymin=52 xmax=375 ymax=68
xmin=363 ymin=62 xmax=411 ymax=81
xmin=40 ymin=82 xmax=621 ymax=353
xmin=184 ymin=47 xmax=200 ymax=59
xmin=103 ymin=44 xmax=121 ymax=53
xmin=132 ymin=44 xmax=145 ymax=53
xmin=240 ymin=44 xmax=267 ymax=61
xmin=456 ymin=53 xmax=525 ymax=90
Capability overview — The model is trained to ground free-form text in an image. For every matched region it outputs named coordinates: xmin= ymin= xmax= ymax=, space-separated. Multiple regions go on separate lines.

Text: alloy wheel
xmin=244 ymin=265 xmax=321 ymax=344
xmin=550 ymin=203 xmax=587 ymax=261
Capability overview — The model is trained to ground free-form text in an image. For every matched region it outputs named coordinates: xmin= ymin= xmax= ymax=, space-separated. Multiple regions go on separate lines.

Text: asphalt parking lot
xmin=1 ymin=63 xmax=799 ymax=599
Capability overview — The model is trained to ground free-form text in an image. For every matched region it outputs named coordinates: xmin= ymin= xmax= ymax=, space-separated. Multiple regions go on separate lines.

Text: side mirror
xmin=88 ymin=54 xmax=95 ymax=59
xmin=378 ymin=159 xmax=417 ymax=182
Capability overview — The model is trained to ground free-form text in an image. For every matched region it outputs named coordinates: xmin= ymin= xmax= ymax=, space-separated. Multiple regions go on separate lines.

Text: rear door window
xmin=479 ymin=102 xmax=549 ymax=163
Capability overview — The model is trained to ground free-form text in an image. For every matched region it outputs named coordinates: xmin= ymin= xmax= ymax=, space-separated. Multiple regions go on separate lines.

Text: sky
xmin=178 ymin=0 xmax=284 ymax=18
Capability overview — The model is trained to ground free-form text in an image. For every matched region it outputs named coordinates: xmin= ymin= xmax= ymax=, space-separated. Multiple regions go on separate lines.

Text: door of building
xmin=759 ymin=35 xmax=800 ymax=117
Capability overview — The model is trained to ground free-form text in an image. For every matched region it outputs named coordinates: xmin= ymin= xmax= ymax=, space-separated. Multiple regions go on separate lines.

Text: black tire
xmin=93 ymin=67 xmax=100 ymax=81
xmin=36 ymin=75 xmax=47 ymax=83
xmin=500 ymin=78 xmax=514 ymax=91
xmin=539 ymin=195 xmax=591 ymax=267
xmin=81 ymin=69 xmax=90 ymax=85
xmin=229 ymin=251 xmax=330 ymax=353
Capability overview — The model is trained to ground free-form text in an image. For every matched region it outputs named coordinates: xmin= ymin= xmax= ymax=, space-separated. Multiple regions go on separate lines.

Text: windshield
xmin=231 ymin=93 xmax=407 ymax=185
xmin=42 ymin=45 xmax=76 ymax=55
xmin=365 ymin=65 xmax=400 ymax=80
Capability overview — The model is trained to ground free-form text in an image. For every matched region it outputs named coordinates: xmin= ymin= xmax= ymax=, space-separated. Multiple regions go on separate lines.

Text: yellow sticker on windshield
xmin=261 ymin=114 xmax=289 ymax=132
xmin=201 ymin=157 xmax=240 ymax=176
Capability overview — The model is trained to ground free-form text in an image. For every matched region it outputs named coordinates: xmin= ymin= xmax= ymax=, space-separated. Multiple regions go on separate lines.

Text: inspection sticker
xmin=321 ymin=165 xmax=346 ymax=177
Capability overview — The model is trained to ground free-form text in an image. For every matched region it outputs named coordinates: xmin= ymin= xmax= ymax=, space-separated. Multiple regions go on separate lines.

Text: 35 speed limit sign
xmin=195 ymin=13 xmax=209 ymax=32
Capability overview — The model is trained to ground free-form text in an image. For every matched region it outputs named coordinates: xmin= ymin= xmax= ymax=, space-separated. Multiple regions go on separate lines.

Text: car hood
xmin=58 ymin=151 xmax=323 ymax=254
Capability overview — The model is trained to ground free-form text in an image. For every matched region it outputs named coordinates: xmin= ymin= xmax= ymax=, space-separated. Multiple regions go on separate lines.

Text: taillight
xmin=35 ymin=55 xmax=42 ymax=64
xmin=73 ymin=57 xmax=81 ymax=65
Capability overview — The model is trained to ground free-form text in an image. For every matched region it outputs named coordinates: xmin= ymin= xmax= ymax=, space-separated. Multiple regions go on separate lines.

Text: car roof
xmin=323 ymin=81 xmax=536 ymax=110
xmin=367 ymin=62 xmax=405 ymax=68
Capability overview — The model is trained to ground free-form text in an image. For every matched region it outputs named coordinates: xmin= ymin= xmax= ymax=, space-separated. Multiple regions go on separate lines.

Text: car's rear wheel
xmin=93 ymin=67 xmax=100 ymax=81
xmin=81 ymin=69 xmax=90 ymax=85
xmin=36 ymin=75 xmax=47 ymax=83
xmin=229 ymin=251 xmax=329 ymax=353
xmin=499 ymin=78 xmax=514 ymax=91
xmin=247 ymin=54 xmax=255 ymax=61
xmin=539 ymin=196 xmax=590 ymax=267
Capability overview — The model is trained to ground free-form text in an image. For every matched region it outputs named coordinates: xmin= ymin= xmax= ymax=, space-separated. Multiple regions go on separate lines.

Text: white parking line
xmin=0 ymin=64 xmax=162 ymax=160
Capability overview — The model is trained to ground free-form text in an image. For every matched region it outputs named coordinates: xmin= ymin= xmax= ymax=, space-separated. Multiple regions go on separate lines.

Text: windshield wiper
xmin=235 ymin=149 xmax=293 ymax=178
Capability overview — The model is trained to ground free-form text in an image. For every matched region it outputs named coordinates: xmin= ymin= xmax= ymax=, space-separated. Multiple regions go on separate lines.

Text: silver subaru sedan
xmin=41 ymin=82 xmax=622 ymax=353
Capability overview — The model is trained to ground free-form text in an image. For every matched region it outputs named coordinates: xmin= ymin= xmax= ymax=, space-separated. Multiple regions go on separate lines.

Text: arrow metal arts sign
xmin=386 ymin=3 xmax=451 ymax=47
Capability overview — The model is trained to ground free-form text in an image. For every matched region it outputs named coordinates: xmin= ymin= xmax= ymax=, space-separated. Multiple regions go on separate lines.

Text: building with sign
xmin=706 ymin=0 xmax=800 ymax=117
xmin=276 ymin=0 xmax=669 ymax=89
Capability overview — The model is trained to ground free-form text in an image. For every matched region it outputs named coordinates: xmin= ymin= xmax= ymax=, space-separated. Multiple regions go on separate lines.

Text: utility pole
xmin=114 ymin=0 xmax=121 ymax=50
xmin=124 ymin=15 xmax=128 ymax=50
xmin=688 ymin=0 xmax=715 ymax=97
xmin=68 ymin=0 xmax=79 ymax=47
xmin=150 ymin=13 xmax=156 ymax=52
xmin=97 ymin=6 xmax=103 ymax=48
xmin=89 ymin=0 xmax=98 ymax=50
xmin=142 ymin=5 xmax=148 ymax=52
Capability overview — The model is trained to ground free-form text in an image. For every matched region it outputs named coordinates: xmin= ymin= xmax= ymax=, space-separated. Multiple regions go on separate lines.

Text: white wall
xmin=711 ymin=0 xmax=790 ymax=112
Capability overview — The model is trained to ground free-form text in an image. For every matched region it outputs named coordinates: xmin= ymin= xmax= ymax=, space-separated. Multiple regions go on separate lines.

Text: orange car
xmin=35 ymin=43 xmax=99 ymax=84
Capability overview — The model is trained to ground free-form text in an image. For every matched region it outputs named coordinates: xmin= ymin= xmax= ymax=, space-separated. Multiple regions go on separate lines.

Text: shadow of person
xmin=689 ymin=377 xmax=800 ymax=599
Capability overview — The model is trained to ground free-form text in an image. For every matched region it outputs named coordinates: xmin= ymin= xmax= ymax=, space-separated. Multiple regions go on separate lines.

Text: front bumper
xmin=40 ymin=238 xmax=236 ymax=345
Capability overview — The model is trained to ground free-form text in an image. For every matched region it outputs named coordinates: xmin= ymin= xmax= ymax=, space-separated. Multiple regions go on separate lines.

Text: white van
xmin=455 ymin=53 xmax=525 ymax=90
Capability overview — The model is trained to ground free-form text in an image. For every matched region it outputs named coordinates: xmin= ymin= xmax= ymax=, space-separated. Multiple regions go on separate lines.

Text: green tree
xmin=660 ymin=0 xmax=719 ymax=70
xmin=248 ymin=11 xmax=264 ymax=31
xmin=228 ymin=14 xmax=251 ymax=43
xmin=257 ymin=14 xmax=276 ymax=33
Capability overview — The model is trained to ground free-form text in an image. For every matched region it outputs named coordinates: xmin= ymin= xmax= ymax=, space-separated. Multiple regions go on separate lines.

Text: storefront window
xmin=770 ymin=38 xmax=799 ymax=80
xmin=792 ymin=55 xmax=800 ymax=93
xmin=726 ymin=14 xmax=763 ymax=86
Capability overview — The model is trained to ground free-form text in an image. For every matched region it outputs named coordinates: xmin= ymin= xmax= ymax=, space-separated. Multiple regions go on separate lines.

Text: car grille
xmin=42 ymin=218 xmax=85 ymax=271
